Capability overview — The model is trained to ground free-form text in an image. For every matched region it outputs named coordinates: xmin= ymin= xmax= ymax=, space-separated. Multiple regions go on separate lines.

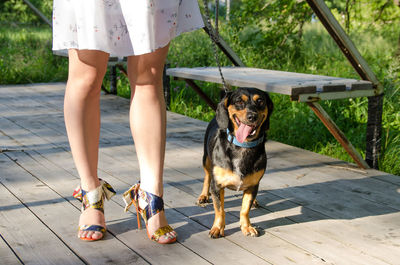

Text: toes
xmin=241 ymin=226 xmax=259 ymax=237
xmin=196 ymin=195 xmax=210 ymax=207
xmin=209 ymin=226 xmax=224 ymax=238
xmin=156 ymin=231 xmax=177 ymax=244
xmin=78 ymin=230 xmax=103 ymax=240
xmin=90 ymin=231 xmax=103 ymax=240
xmin=252 ymin=199 xmax=259 ymax=208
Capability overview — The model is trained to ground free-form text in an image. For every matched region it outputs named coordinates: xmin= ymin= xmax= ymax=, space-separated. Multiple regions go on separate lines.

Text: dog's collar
xmin=226 ymin=129 xmax=264 ymax=148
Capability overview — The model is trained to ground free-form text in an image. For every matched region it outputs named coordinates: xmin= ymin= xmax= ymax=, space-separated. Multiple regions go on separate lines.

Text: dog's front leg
xmin=209 ymin=187 xmax=225 ymax=238
xmin=240 ymin=185 xmax=259 ymax=237
xmin=197 ymin=157 xmax=212 ymax=206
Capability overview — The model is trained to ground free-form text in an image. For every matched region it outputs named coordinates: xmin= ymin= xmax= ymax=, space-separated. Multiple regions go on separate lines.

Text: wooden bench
xmin=167 ymin=66 xmax=375 ymax=102
xmin=53 ymin=50 xmax=127 ymax=94
xmin=166 ymin=66 xmax=374 ymax=169
xmin=166 ymin=0 xmax=385 ymax=170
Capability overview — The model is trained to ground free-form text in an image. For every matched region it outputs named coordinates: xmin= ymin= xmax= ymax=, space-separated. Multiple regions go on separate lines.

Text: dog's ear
xmin=264 ymin=93 xmax=274 ymax=131
xmin=216 ymin=92 xmax=232 ymax=130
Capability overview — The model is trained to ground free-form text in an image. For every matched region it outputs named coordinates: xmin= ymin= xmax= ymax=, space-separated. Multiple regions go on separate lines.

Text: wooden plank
xmin=161 ymin=172 xmax=328 ymax=265
xmin=0 ymin=156 xmax=85 ymax=265
xmin=0 ymin=122 xmax=210 ymax=264
xmin=0 ymin=234 xmax=23 ymax=265
xmin=297 ymin=89 xmax=376 ymax=102
xmin=0 ymin=153 xmax=148 ymax=265
xmin=86 ymin=137 xmax=386 ymax=264
xmin=7 ymin=148 xmax=263 ymax=265
xmin=160 ymin=166 xmax=389 ymax=265
xmin=151 ymin=140 xmax=395 ymax=262
xmin=167 ymin=67 xmax=373 ymax=96
xmin=13 ymin=125 xmax=270 ymax=265
xmin=76 ymin=144 xmax=327 ymax=264
xmin=0 ymin=90 xmax=321 ymax=264
xmin=2 ymin=84 xmax=399 ymax=264
xmin=0 ymin=97 xmax=238 ymax=265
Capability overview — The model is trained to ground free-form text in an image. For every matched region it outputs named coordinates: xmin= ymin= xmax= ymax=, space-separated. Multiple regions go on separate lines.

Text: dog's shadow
xmin=106 ymin=172 xmax=400 ymax=242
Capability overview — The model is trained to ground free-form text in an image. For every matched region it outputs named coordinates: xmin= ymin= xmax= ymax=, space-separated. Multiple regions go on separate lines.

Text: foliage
xmin=0 ymin=24 xmax=68 ymax=84
xmin=325 ymin=0 xmax=400 ymax=32
xmin=0 ymin=0 xmax=52 ymax=24
xmin=228 ymin=0 xmax=313 ymax=61
xmin=1 ymin=1 xmax=399 ymax=175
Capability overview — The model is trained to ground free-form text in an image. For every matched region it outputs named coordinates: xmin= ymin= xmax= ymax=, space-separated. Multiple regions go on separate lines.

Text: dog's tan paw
xmin=209 ymin=226 xmax=225 ymax=238
xmin=252 ymin=199 xmax=259 ymax=208
xmin=241 ymin=225 xmax=259 ymax=237
xmin=196 ymin=195 xmax=210 ymax=207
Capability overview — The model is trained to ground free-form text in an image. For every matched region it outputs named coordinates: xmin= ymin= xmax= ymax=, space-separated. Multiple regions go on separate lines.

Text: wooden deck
xmin=0 ymin=83 xmax=399 ymax=265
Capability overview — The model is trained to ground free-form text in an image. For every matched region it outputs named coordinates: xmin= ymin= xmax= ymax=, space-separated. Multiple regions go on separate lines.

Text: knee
xmin=67 ymin=70 xmax=103 ymax=100
xmin=133 ymin=67 xmax=164 ymax=87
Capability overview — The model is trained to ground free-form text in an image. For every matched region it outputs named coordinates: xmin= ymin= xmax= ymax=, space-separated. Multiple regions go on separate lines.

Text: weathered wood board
xmin=166 ymin=67 xmax=374 ymax=101
xmin=0 ymin=83 xmax=399 ymax=265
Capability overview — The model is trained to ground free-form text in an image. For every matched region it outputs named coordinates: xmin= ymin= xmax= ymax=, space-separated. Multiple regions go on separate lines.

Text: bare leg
xmin=65 ymin=49 xmax=109 ymax=240
xmin=127 ymin=44 xmax=176 ymax=242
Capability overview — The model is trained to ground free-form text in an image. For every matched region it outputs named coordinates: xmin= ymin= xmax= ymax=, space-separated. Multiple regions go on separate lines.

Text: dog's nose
xmin=246 ymin=112 xmax=258 ymax=122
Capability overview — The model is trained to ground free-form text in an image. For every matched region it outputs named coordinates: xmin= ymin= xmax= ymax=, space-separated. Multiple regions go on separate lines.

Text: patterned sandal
xmin=73 ymin=179 xmax=116 ymax=241
xmin=122 ymin=182 xmax=177 ymax=244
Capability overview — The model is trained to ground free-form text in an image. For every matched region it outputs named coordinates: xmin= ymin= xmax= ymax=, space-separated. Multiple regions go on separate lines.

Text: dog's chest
xmin=213 ymin=165 xmax=264 ymax=191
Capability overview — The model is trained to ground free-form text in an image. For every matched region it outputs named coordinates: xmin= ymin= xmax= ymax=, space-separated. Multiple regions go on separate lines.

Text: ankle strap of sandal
xmin=73 ymin=179 xmax=116 ymax=212
xmin=122 ymin=182 xmax=164 ymax=225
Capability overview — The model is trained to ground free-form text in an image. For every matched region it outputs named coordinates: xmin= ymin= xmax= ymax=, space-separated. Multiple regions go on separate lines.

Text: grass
xmin=1 ymin=22 xmax=399 ymax=175
xmin=0 ymin=23 xmax=68 ymax=84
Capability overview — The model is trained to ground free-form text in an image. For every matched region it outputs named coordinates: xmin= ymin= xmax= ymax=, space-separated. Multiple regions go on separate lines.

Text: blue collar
xmin=226 ymin=129 xmax=264 ymax=148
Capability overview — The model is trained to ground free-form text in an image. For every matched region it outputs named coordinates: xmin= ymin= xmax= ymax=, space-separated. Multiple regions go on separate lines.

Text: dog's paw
xmin=209 ymin=226 xmax=225 ymax=238
xmin=241 ymin=225 xmax=259 ymax=237
xmin=196 ymin=195 xmax=210 ymax=207
xmin=252 ymin=199 xmax=259 ymax=208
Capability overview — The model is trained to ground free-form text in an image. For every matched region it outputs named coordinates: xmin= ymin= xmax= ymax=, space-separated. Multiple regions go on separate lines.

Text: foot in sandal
xmin=73 ymin=179 xmax=116 ymax=241
xmin=123 ymin=182 xmax=177 ymax=244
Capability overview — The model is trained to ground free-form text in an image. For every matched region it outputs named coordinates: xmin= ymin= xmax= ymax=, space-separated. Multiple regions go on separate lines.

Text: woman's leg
xmin=65 ymin=49 xmax=109 ymax=240
xmin=127 ymin=44 xmax=176 ymax=242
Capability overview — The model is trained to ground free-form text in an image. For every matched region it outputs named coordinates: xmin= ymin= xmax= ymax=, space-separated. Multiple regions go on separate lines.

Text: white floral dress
xmin=52 ymin=0 xmax=204 ymax=56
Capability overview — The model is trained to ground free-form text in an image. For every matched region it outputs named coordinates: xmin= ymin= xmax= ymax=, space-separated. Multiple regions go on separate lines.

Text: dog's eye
xmin=256 ymin=98 xmax=265 ymax=107
xmin=235 ymin=100 xmax=245 ymax=109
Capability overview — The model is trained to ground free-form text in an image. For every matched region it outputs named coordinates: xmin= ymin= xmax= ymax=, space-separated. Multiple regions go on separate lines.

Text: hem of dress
xmin=52 ymin=26 xmax=204 ymax=58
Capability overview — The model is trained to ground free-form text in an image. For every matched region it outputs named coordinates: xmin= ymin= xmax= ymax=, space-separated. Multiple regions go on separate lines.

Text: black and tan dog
xmin=196 ymin=87 xmax=273 ymax=238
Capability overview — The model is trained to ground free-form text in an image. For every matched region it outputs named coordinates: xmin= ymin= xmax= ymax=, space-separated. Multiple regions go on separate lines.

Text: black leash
xmin=202 ymin=0 xmax=230 ymax=93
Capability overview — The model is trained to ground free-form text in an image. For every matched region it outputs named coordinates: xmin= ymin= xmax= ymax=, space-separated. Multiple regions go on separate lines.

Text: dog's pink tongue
xmin=235 ymin=123 xmax=253 ymax=143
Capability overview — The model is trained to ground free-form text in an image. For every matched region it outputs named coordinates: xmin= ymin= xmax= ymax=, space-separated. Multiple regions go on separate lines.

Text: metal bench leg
xmin=163 ymin=63 xmax=171 ymax=109
xmin=109 ymin=65 xmax=117 ymax=95
xmin=365 ymin=94 xmax=383 ymax=169
xmin=183 ymin=79 xmax=217 ymax=111
xmin=307 ymin=102 xmax=370 ymax=169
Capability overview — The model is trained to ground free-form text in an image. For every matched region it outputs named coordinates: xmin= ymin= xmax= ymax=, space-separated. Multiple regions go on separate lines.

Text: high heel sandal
xmin=73 ymin=179 xmax=116 ymax=241
xmin=122 ymin=182 xmax=177 ymax=244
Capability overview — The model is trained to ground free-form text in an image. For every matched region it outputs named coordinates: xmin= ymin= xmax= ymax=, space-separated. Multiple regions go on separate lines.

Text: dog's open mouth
xmin=234 ymin=116 xmax=257 ymax=143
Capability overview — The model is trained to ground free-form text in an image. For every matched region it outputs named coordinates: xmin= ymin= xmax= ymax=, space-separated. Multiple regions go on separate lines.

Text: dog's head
xmin=216 ymin=88 xmax=273 ymax=143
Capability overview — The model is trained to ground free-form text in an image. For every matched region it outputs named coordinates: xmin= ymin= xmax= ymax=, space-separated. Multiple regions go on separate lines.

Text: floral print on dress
xmin=52 ymin=0 xmax=204 ymax=57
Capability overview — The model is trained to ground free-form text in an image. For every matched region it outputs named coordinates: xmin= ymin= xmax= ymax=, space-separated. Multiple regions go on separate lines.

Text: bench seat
xmin=167 ymin=67 xmax=374 ymax=102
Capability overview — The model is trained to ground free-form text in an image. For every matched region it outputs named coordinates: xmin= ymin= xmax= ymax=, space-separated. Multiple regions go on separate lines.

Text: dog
xmin=196 ymin=87 xmax=273 ymax=238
